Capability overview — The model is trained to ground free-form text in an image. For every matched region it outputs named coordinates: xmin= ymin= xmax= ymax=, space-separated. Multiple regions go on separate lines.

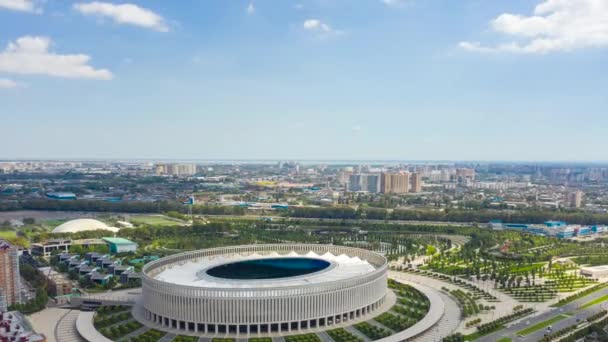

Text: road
xmin=479 ymin=287 xmax=608 ymax=342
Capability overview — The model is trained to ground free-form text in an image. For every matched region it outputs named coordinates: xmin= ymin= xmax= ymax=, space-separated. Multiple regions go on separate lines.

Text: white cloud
xmin=74 ymin=2 xmax=168 ymax=32
xmin=0 ymin=0 xmax=40 ymax=13
xmin=0 ymin=36 xmax=113 ymax=80
xmin=304 ymin=19 xmax=344 ymax=37
xmin=459 ymin=0 xmax=608 ymax=54
xmin=303 ymin=19 xmax=344 ymax=38
xmin=381 ymin=0 xmax=410 ymax=7
xmin=246 ymin=2 xmax=254 ymax=15
xmin=304 ymin=19 xmax=331 ymax=32
xmin=0 ymin=78 xmax=21 ymax=89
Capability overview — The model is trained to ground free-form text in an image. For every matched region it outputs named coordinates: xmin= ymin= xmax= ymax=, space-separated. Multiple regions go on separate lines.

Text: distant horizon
xmin=3 ymin=157 xmax=608 ymax=166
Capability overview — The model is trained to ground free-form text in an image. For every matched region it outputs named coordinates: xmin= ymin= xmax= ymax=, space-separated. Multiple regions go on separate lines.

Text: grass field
xmin=42 ymin=219 xmax=69 ymax=228
xmin=0 ymin=230 xmax=29 ymax=247
xmin=580 ymin=294 xmax=608 ymax=309
xmin=497 ymin=338 xmax=512 ymax=342
xmin=516 ymin=314 xmax=569 ymax=336
xmin=130 ymin=215 xmax=184 ymax=226
xmin=0 ymin=230 xmax=17 ymax=238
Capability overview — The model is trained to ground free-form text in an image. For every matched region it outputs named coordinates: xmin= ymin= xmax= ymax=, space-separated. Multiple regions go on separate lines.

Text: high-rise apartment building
xmin=568 ymin=190 xmax=583 ymax=208
xmin=456 ymin=168 xmax=476 ymax=182
xmin=366 ymin=175 xmax=381 ymax=193
xmin=380 ymin=172 xmax=409 ymax=194
xmin=348 ymin=174 xmax=363 ymax=192
xmin=348 ymin=174 xmax=380 ymax=193
xmin=155 ymin=163 xmax=197 ymax=176
xmin=410 ymin=172 xmax=422 ymax=193
xmin=440 ymin=169 xmax=452 ymax=182
xmin=0 ymin=241 xmax=21 ymax=312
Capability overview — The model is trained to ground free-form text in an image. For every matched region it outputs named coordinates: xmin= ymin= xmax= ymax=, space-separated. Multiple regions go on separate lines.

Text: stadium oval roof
xmin=154 ymin=250 xmax=376 ymax=288
xmin=52 ymin=219 xmax=119 ymax=234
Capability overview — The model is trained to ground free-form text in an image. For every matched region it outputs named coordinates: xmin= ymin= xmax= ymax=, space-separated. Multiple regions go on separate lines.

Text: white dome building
xmin=51 ymin=219 xmax=119 ymax=234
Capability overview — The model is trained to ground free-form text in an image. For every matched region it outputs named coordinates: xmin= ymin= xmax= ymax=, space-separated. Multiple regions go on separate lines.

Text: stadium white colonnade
xmin=139 ymin=244 xmax=388 ymax=336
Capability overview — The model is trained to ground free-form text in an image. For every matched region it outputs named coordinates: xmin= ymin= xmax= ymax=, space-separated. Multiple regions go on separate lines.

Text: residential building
xmin=410 ymin=172 xmax=422 ymax=193
xmin=456 ymin=168 xmax=475 ymax=182
xmin=155 ymin=163 xmax=197 ymax=176
xmin=0 ymin=241 xmax=22 ymax=312
xmin=568 ymin=190 xmax=583 ymax=208
xmin=37 ymin=267 xmax=72 ymax=297
xmin=380 ymin=172 xmax=409 ymax=194
xmin=347 ymin=174 xmax=380 ymax=193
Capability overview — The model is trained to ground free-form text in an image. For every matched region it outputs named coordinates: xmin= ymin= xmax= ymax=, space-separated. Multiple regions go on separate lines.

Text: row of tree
xmin=3 ymin=199 xmax=607 ymax=225
xmin=287 ymin=206 xmax=608 ymax=225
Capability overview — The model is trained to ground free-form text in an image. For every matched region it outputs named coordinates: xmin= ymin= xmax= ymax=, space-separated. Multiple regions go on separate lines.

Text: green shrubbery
xmin=327 ymin=328 xmax=364 ymax=342
xmin=354 ymin=322 xmax=391 ymax=340
xmin=284 ymin=333 xmax=321 ymax=342
xmin=94 ymin=311 xmax=131 ymax=328
xmin=465 ymin=318 xmax=482 ymax=328
xmin=442 ymin=333 xmax=465 ymax=342
xmin=95 ymin=305 xmax=130 ymax=316
xmin=375 ymin=312 xmax=415 ymax=331
xmin=129 ymin=329 xmax=167 ymax=342
xmin=174 ymin=336 xmax=199 ymax=342
xmin=99 ymin=321 xmax=142 ymax=340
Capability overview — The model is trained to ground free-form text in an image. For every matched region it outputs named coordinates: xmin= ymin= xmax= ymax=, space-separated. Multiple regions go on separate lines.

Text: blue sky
xmin=1 ymin=0 xmax=607 ymax=161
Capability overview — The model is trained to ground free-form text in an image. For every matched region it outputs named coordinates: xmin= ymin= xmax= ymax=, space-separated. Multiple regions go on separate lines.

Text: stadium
xmin=138 ymin=244 xmax=388 ymax=336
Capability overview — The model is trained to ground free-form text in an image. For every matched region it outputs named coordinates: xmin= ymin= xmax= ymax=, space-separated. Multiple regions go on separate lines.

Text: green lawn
xmin=43 ymin=219 xmax=69 ymax=228
xmin=0 ymin=230 xmax=29 ymax=247
xmin=497 ymin=338 xmax=512 ymax=342
xmin=580 ymin=294 xmax=608 ymax=309
xmin=130 ymin=215 xmax=184 ymax=226
xmin=516 ymin=314 xmax=569 ymax=336
xmin=0 ymin=230 xmax=17 ymax=238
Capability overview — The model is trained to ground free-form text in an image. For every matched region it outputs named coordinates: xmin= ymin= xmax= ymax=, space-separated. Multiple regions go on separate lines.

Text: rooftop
xmin=154 ymin=251 xmax=376 ymax=289
xmin=102 ymin=237 xmax=137 ymax=245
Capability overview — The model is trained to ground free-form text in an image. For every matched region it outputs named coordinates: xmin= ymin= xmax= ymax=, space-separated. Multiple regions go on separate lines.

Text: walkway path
xmin=377 ymin=275 xmax=446 ymax=342
xmin=410 ymin=292 xmax=461 ymax=342
xmin=75 ymin=311 xmax=113 ymax=342
xmin=56 ymin=309 xmax=85 ymax=342
xmin=159 ymin=332 xmax=177 ymax=342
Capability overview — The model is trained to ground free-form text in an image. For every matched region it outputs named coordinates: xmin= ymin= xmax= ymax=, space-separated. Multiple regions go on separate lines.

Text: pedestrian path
xmin=159 ymin=333 xmax=177 ymax=342
xmin=56 ymin=310 xmax=85 ymax=342
xmin=411 ymin=292 xmax=461 ymax=342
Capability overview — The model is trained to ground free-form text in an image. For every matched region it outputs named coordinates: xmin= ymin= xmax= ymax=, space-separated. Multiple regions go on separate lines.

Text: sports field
xmin=130 ymin=215 xmax=184 ymax=226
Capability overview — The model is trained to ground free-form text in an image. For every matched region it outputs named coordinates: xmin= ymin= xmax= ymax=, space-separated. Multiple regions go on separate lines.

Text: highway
xmin=479 ymin=287 xmax=608 ymax=342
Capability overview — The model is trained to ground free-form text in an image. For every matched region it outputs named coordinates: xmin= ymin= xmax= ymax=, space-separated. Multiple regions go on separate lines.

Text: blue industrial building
xmin=46 ymin=192 xmax=77 ymax=200
xmin=490 ymin=220 xmax=607 ymax=239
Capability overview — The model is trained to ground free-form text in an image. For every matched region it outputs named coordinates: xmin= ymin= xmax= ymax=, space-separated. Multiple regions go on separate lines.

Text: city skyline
xmin=2 ymin=0 xmax=608 ymax=161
